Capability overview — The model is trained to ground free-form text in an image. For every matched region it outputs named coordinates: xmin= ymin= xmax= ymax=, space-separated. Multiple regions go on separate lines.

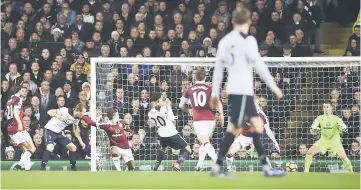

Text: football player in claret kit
xmin=179 ymin=68 xmax=224 ymax=171
xmin=226 ymin=96 xmax=280 ymax=171
xmin=6 ymin=86 xmax=36 ymax=171
xmin=150 ymin=92 xmax=192 ymax=171
xmin=304 ymin=101 xmax=353 ymax=173
xmin=98 ymin=109 xmax=135 ymax=171
xmin=41 ymin=100 xmax=85 ymax=171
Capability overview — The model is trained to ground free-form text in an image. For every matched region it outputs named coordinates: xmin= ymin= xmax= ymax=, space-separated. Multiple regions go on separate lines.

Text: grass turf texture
xmin=1 ymin=171 xmax=360 ymax=189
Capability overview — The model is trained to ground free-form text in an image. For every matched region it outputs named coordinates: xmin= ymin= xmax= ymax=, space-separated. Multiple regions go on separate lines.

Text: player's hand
xmin=165 ymin=98 xmax=171 ymax=106
xmin=80 ymin=142 xmax=86 ymax=149
xmin=274 ymin=143 xmax=280 ymax=152
xmin=18 ymin=122 xmax=23 ymax=131
xmin=273 ymin=87 xmax=283 ymax=99
xmin=217 ymin=114 xmax=224 ymax=127
xmin=210 ymin=96 xmax=219 ymax=109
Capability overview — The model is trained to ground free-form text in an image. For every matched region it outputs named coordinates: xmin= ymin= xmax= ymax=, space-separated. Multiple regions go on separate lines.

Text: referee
xmin=210 ymin=8 xmax=285 ymax=177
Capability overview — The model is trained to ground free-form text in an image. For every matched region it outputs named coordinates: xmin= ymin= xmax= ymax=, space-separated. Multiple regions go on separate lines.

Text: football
xmin=285 ymin=161 xmax=298 ymax=172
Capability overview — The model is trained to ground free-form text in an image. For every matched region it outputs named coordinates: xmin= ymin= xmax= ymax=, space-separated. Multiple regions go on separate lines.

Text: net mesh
xmin=93 ymin=58 xmax=360 ymax=172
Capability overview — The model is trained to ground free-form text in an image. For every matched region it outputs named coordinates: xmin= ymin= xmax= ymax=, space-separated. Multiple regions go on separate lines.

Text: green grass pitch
xmin=1 ymin=171 xmax=360 ymax=189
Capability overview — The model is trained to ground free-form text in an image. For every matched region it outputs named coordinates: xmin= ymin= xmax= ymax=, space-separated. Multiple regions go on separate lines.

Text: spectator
xmin=298 ymin=144 xmax=308 ymax=157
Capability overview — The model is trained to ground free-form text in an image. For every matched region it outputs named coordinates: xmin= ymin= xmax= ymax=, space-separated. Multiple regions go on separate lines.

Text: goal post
xmin=90 ymin=57 xmax=360 ymax=172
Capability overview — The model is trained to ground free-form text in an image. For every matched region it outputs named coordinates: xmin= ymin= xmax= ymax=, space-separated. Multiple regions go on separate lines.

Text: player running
xmin=150 ymin=92 xmax=192 ymax=171
xmin=6 ymin=86 xmax=36 ymax=171
xmin=179 ymin=68 xmax=224 ymax=171
xmin=41 ymin=98 xmax=85 ymax=171
xmin=210 ymin=8 xmax=284 ymax=177
xmin=98 ymin=109 xmax=135 ymax=171
xmin=226 ymin=96 xmax=280 ymax=171
xmin=304 ymin=101 xmax=353 ymax=173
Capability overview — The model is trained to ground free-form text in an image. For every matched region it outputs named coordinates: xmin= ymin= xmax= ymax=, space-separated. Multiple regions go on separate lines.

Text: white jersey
xmin=45 ymin=107 xmax=79 ymax=133
xmin=211 ymin=30 xmax=278 ymax=97
xmin=148 ymin=105 xmax=178 ymax=137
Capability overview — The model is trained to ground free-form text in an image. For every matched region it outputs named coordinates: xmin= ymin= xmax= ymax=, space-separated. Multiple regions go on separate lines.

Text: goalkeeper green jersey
xmin=310 ymin=114 xmax=347 ymax=140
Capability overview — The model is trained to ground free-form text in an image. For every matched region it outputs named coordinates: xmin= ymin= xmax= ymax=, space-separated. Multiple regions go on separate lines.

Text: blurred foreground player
xmin=150 ymin=92 xmax=192 ymax=171
xmin=179 ymin=68 xmax=224 ymax=171
xmin=7 ymin=86 xmax=36 ymax=171
xmin=99 ymin=109 xmax=135 ymax=171
xmin=210 ymin=8 xmax=284 ymax=177
xmin=305 ymin=101 xmax=353 ymax=173
xmin=226 ymin=96 xmax=280 ymax=171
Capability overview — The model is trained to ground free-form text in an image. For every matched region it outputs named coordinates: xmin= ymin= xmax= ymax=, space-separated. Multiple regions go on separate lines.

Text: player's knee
xmin=226 ymin=123 xmax=240 ymax=136
xmin=184 ymin=145 xmax=192 ymax=153
xmin=46 ymin=144 xmax=54 ymax=152
xmin=198 ymin=136 xmax=209 ymax=145
xmin=127 ymin=161 xmax=135 ymax=170
xmin=67 ymin=144 xmax=77 ymax=152
xmin=28 ymin=146 xmax=36 ymax=154
xmin=250 ymin=117 xmax=264 ymax=133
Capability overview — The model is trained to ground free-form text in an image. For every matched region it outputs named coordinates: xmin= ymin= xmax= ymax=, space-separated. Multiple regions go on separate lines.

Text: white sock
xmin=196 ymin=144 xmax=207 ymax=168
xmin=18 ymin=151 xmax=31 ymax=167
xmin=226 ymin=156 xmax=234 ymax=170
xmin=24 ymin=156 xmax=32 ymax=170
xmin=112 ymin=157 xmax=122 ymax=171
xmin=266 ymin=157 xmax=273 ymax=169
xmin=204 ymin=143 xmax=217 ymax=162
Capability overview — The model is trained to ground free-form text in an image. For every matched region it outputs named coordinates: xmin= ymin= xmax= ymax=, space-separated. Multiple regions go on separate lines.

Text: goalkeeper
xmin=304 ymin=101 xmax=353 ymax=173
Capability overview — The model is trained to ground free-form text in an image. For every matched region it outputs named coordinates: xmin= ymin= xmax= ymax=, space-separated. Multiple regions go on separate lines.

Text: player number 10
xmin=192 ymin=91 xmax=207 ymax=107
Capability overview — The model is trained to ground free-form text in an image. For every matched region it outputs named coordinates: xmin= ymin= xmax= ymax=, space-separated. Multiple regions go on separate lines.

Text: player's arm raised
xmin=263 ymin=121 xmax=280 ymax=151
xmin=179 ymin=96 xmax=190 ymax=114
xmin=246 ymin=36 xmax=283 ymax=99
xmin=211 ymin=40 xmax=227 ymax=107
xmin=47 ymin=109 xmax=64 ymax=120
xmin=310 ymin=117 xmax=321 ymax=134
xmin=161 ymin=104 xmax=175 ymax=121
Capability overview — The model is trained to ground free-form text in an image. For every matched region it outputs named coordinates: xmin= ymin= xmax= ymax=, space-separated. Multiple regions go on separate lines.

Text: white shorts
xmin=10 ymin=131 xmax=32 ymax=145
xmin=112 ymin=146 xmax=134 ymax=163
xmin=235 ymin=135 xmax=253 ymax=148
xmin=193 ymin=120 xmax=216 ymax=137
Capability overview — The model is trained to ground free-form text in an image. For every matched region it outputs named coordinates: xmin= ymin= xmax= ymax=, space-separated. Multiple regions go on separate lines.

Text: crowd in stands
xmin=1 ymin=0 xmax=360 ymax=164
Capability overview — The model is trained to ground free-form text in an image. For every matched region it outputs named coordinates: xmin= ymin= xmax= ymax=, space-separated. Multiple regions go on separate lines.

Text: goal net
xmin=90 ymin=57 xmax=360 ymax=172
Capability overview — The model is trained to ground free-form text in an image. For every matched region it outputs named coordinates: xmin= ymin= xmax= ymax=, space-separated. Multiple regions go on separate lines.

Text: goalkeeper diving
xmin=304 ymin=101 xmax=353 ymax=173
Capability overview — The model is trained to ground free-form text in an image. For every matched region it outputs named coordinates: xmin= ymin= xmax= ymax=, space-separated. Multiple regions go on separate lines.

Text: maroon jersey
xmin=241 ymin=109 xmax=267 ymax=137
xmin=183 ymin=83 xmax=215 ymax=121
xmin=100 ymin=121 xmax=134 ymax=149
xmin=6 ymin=95 xmax=23 ymax=135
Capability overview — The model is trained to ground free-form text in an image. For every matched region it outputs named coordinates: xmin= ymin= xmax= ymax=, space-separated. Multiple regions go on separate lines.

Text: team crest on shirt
xmin=115 ymin=128 xmax=120 ymax=134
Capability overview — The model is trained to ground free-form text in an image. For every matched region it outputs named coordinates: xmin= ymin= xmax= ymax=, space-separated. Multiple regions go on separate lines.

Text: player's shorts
xmin=7 ymin=119 xmax=19 ymax=135
xmin=159 ymin=134 xmax=188 ymax=150
xmin=44 ymin=129 xmax=71 ymax=146
xmin=193 ymin=120 xmax=216 ymax=137
xmin=10 ymin=131 xmax=32 ymax=145
xmin=112 ymin=146 xmax=134 ymax=163
xmin=314 ymin=138 xmax=343 ymax=154
xmin=228 ymin=95 xmax=258 ymax=127
xmin=235 ymin=134 xmax=253 ymax=148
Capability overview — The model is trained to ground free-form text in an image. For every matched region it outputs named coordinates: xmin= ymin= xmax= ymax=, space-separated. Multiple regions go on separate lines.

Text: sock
xmin=216 ymin=132 xmax=235 ymax=166
xmin=112 ymin=154 xmax=122 ymax=171
xmin=251 ymin=132 xmax=267 ymax=166
xmin=69 ymin=151 xmax=77 ymax=168
xmin=18 ymin=151 xmax=31 ymax=167
xmin=176 ymin=149 xmax=191 ymax=165
xmin=41 ymin=150 xmax=51 ymax=169
xmin=226 ymin=156 xmax=234 ymax=170
xmin=197 ymin=144 xmax=207 ymax=168
xmin=154 ymin=150 xmax=165 ymax=171
xmin=25 ymin=156 xmax=32 ymax=170
xmin=266 ymin=157 xmax=273 ymax=169
xmin=341 ymin=157 xmax=353 ymax=173
xmin=304 ymin=154 xmax=312 ymax=172
xmin=204 ymin=143 xmax=217 ymax=162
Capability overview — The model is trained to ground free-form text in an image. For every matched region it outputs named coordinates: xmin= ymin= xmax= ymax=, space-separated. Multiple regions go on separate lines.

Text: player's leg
xmin=172 ymin=135 xmax=192 ymax=171
xmin=304 ymin=141 xmax=322 ymax=172
xmin=111 ymin=147 xmax=122 ymax=171
xmin=335 ymin=146 xmax=353 ymax=173
xmin=226 ymin=141 xmax=240 ymax=171
xmin=154 ymin=138 xmax=168 ymax=171
xmin=41 ymin=129 xmax=55 ymax=170
xmin=194 ymin=121 xmax=217 ymax=170
xmin=22 ymin=132 xmax=36 ymax=170
xmin=13 ymin=143 xmax=29 ymax=170
xmin=63 ymin=136 xmax=77 ymax=171
xmin=121 ymin=148 xmax=135 ymax=171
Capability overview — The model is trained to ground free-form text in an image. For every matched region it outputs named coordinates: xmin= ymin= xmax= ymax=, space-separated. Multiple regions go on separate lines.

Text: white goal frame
xmin=90 ymin=57 xmax=360 ymax=172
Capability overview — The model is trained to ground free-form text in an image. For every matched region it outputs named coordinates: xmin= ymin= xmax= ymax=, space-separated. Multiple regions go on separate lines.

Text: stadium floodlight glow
xmin=90 ymin=57 xmax=360 ymax=172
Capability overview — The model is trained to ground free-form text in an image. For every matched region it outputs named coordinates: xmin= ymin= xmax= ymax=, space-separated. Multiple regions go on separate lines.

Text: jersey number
xmin=151 ymin=116 xmax=166 ymax=128
xmin=6 ymin=105 xmax=14 ymax=120
xmin=192 ymin=91 xmax=207 ymax=107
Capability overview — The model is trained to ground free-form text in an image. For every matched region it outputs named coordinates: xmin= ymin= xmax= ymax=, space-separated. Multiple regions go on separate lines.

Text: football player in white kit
xmin=226 ymin=96 xmax=280 ymax=171
xmin=6 ymin=86 xmax=36 ymax=171
xmin=41 ymin=100 xmax=86 ymax=170
xmin=149 ymin=92 xmax=192 ymax=171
